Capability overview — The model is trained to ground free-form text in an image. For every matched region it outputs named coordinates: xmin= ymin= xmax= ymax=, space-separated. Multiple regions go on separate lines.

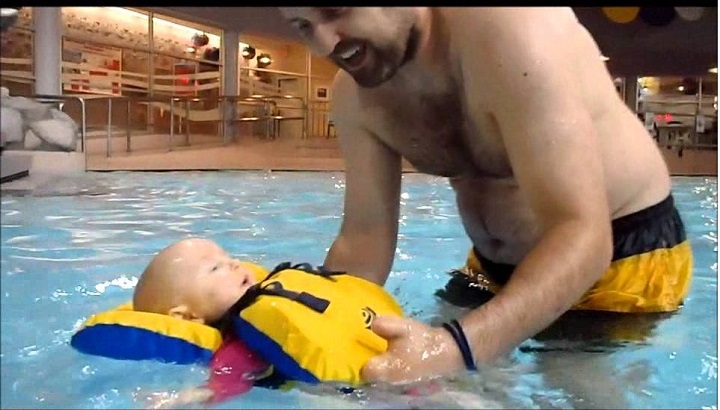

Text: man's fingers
xmin=371 ymin=315 xmax=412 ymax=341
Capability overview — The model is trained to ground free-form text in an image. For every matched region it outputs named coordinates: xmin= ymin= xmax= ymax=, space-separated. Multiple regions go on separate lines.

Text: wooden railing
xmin=0 ymin=56 xmax=34 ymax=84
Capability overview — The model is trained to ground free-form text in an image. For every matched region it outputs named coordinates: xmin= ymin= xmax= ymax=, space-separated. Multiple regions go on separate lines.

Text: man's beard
xmin=333 ymin=26 xmax=420 ymax=89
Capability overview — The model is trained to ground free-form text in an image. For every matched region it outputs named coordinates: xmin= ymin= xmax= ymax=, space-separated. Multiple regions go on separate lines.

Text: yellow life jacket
xmin=231 ymin=262 xmax=404 ymax=386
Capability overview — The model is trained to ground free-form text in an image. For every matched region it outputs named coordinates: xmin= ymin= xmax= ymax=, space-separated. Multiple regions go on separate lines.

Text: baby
xmin=133 ymin=237 xmax=271 ymax=407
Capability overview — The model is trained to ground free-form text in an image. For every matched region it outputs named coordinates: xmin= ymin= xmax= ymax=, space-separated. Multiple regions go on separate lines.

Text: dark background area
xmin=146 ymin=7 xmax=718 ymax=77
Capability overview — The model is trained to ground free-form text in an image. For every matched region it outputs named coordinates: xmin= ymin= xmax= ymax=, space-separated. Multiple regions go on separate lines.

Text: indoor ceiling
xmin=145 ymin=7 xmax=718 ymax=77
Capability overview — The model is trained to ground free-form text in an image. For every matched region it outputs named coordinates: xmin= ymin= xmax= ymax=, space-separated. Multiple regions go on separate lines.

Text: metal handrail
xmin=13 ymin=92 xmax=314 ymax=160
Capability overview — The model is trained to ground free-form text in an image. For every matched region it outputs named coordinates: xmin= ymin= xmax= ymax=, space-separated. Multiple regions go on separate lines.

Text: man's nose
xmin=313 ymin=23 xmax=341 ymax=57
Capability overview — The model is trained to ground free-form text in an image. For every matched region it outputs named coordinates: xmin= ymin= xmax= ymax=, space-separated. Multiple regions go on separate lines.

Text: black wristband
xmin=442 ymin=319 xmax=477 ymax=371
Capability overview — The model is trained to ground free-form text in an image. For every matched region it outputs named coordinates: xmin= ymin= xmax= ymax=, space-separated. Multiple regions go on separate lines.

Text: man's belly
xmin=451 ymin=176 xmax=542 ymax=265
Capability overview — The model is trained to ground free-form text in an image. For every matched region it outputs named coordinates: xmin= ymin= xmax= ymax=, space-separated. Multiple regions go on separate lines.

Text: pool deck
xmin=84 ymin=134 xmax=717 ymax=176
xmin=0 ymin=134 xmax=716 ymax=195
xmin=84 ymin=134 xmax=420 ymax=173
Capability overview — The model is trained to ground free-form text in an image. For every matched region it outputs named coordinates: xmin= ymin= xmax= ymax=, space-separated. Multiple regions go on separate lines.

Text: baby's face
xmin=172 ymin=240 xmax=256 ymax=323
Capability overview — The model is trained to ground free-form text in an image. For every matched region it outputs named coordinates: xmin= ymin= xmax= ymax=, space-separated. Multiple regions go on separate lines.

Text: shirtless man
xmin=279 ymin=7 xmax=693 ymax=384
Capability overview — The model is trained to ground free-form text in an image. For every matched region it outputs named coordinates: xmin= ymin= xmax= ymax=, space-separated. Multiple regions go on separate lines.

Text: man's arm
xmin=323 ymin=73 xmax=403 ymax=285
xmin=455 ymin=8 xmax=614 ymax=363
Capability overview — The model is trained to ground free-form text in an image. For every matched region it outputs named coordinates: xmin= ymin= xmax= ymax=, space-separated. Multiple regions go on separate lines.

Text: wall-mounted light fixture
xmin=203 ymin=47 xmax=220 ymax=62
xmin=0 ymin=7 xmax=20 ymax=17
xmin=680 ymin=77 xmax=698 ymax=95
xmin=257 ymin=53 xmax=272 ymax=68
xmin=192 ymin=32 xmax=210 ymax=48
xmin=709 ymin=67 xmax=718 ymax=74
xmin=0 ymin=7 xmax=21 ymax=32
xmin=241 ymin=45 xmax=256 ymax=60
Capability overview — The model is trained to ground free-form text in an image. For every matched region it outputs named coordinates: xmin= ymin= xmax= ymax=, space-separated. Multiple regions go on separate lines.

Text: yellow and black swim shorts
xmin=436 ymin=195 xmax=693 ymax=314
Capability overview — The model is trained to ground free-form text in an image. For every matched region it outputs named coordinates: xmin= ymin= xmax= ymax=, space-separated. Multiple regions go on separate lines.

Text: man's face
xmin=280 ymin=7 xmax=421 ymax=88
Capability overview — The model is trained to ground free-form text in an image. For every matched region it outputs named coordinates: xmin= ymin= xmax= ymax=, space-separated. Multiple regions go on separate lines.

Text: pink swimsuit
xmin=206 ymin=335 xmax=270 ymax=403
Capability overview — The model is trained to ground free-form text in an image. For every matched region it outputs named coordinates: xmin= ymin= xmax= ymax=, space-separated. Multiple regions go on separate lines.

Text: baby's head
xmin=132 ymin=238 xmax=257 ymax=325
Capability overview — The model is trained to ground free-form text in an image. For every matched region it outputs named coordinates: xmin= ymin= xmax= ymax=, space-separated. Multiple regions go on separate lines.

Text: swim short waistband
xmin=474 ymin=194 xmax=686 ymax=286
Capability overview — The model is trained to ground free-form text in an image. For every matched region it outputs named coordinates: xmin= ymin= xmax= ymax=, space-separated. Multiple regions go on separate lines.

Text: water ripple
xmin=0 ymin=172 xmax=715 ymax=410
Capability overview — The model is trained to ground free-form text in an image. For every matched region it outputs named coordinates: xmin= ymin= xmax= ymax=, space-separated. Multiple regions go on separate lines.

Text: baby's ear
xmin=167 ymin=305 xmax=205 ymax=324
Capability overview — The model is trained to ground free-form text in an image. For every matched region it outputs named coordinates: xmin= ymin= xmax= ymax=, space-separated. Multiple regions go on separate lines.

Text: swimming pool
xmin=1 ymin=171 xmax=716 ymax=409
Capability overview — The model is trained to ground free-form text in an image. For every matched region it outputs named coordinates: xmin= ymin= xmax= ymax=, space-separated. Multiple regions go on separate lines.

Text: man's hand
xmin=361 ymin=315 xmax=467 ymax=384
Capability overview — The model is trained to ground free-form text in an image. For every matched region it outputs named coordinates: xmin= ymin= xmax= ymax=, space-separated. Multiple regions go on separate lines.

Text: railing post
xmin=106 ymin=98 xmax=113 ymax=158
xmin=126 ymin=98 xmax=132 ymax=152
xmin=169 ymin=97 xmax=174 ymax=152
xmin=185 ymin=98 xmax=191 ymax=146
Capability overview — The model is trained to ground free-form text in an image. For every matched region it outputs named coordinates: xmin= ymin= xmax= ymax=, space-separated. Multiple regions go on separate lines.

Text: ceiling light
xmin=709 ymin=67 xmax=718 ymax=74
xmin=677 ymin=85 xmax=685 ymax=92
xmin=600 ymin=55 xmax=610 ymax=62
xmin=0 ymin=8 xmax=20 ymax=18
xmin=185 ymin=46 xmax=196 ymax=53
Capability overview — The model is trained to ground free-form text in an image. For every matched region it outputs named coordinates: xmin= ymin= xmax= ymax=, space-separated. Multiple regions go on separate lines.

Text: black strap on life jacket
xmin=222 ymin=262 xmax=346 ymax=320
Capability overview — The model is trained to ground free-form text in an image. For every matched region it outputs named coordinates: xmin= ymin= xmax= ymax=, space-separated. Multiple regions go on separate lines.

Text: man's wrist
xmin=442 ymin=320 xmax=477 ymax=371
xmin=456 ymin=302 xmax=506 ymax=366
xmin=434 ymin=324 xmax=472 ymax=375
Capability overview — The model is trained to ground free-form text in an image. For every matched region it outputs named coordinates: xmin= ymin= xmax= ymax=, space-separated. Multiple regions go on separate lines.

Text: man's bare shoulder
xmin=440 ymin=7 xmax=581 ymax=86
xmin=440 ymin=7 xmax=577 ymax=45
xmin=330 ymin=70 xmax=362 ymax=121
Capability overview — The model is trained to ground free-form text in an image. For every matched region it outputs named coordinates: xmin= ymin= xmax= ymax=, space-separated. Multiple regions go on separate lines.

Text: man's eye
xmin=292 ymin=19 xmax=312 ymax=34
xmin=211 ymin=264 xmax=219 ymax=272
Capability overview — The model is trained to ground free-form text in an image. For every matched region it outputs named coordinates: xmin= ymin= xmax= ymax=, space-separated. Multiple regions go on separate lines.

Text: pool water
xmin=1 ymin=172 xmax=717 ymax=409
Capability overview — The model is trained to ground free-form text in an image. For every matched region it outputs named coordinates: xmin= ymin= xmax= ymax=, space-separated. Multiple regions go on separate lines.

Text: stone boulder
xmin=0 ymin=106 xmax=23 ymax=144
xmin=23 ymin=129 xmax=42 ymax=150
xmin=2 ymin=95 xmax=52 ymax=122
xmin=0 ymin=90 xmax=79 ymax=152
xmin=50 ymin=108 xmax=80 ymax=135
xmin=29 ymin=119 xmax=78 ymax=151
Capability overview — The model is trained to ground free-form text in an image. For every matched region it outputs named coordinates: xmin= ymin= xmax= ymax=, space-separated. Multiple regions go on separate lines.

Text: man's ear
xmin=167 ymin=305 xmax=205 ymax=324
